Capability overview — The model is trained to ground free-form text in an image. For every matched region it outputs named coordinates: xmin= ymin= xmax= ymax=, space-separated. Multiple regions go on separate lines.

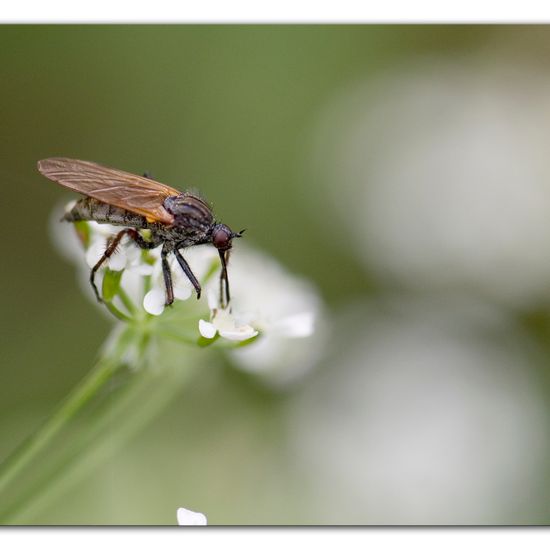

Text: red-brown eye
xmin=213 ymin=226 xmax=231 ymax=250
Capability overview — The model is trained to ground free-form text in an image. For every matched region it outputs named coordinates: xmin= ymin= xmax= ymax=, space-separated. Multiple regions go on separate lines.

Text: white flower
xmin=50 ymin=210 xmax=204 ymax=316
xmin=50 ymin=206 xmax=326 ymax=383
xmin=82 ymin=221 xmax=153 ymax=275
xmin=105 ymin=242 xmax=153 ymax=276
xmin=200 ymin=246 xmax=326 ymax=385
xmin=177 ymin=507 xmax=207 ymax=526
xmin=141 ymin=251 xmax=194 ymax=316
xmin=142 ymin=245 xmax=235 ymax=316
xmin=199 ymin=310 xmax=258 ymax=342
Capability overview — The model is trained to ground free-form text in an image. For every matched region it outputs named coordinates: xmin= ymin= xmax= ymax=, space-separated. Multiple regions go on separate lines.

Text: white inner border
xmin=2 ymin=529 xmax=550 ymax=550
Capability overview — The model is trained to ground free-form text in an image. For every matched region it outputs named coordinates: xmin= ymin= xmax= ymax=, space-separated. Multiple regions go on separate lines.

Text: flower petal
xmin=143 ymin=288 xmax=166 ymax=316
xmin=174 ymin=283 xmax=192 ymax=301
xmin=177 ymin=507 xmax=207 ymax=526
xmin=85 ymin=240 xmax=105 ymax=269
xmin=108 ymin=248 xmax=127 ymax=271
xmin=199 ymin=320 xmax=217 ymax=339
xmin=218 ymin=325 xmax=258 ymax=342
xmin=209 ymin=309 xmax=258 ymax=342
xmin=132 ymin=263 xmax=155 ymax=276
xmin=206 ymin=288 xmax=219 ymax=311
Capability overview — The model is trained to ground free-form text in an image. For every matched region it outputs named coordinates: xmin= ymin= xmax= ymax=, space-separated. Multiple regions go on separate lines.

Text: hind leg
xmin=90 ymin=228 xmax=156 ymax=303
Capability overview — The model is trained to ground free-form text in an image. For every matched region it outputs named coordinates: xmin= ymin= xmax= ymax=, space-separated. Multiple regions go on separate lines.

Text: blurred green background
xmin=1 ymin=25 xmax=550 ymax=525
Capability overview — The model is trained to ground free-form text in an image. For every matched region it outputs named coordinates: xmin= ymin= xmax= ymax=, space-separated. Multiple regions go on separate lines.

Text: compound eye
xmin=213 ymin=227 xmax=231 ymax=250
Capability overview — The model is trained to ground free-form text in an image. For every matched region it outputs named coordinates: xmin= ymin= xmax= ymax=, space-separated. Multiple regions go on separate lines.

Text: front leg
xmin=161 ymin=244 xmax=174 ymax=306
xmin=174 ymin=248 xmax=201 ymax=299
xmin=218 ymin=249 xmax=231 ymax=309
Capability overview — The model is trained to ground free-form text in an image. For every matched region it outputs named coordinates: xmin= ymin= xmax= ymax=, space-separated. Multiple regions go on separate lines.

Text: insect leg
xmin=90 ymin=229 xmax=131 ymax=302
xmin=218 ymin=250 xmax=231 ymax=309
xmin=90 ymin=228 xmax=157 ymax=302
xmin=174 ymin=249 xmax=201 ymax=300
xmin=161 ymin=244 xmax=174 ymax=306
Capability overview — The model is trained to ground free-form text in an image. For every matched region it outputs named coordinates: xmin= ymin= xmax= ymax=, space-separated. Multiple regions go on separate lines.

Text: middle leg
xmin=174 ymin=248 xmax=201 ymax=300
xmin=161 ymin=244 xmax=174 ymax=306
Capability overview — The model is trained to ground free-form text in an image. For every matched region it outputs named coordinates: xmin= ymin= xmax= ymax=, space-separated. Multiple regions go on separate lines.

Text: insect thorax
xmin=163 ymin=193 xmax=214 ymax=231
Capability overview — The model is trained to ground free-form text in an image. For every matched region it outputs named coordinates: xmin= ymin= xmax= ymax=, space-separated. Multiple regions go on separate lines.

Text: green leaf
xmin=102 ymin=269 xmax=123 ymax=303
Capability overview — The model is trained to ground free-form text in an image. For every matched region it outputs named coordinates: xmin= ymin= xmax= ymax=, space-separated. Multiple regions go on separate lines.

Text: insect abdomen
xmin=63 ymin=197 xmax=148 ymax=229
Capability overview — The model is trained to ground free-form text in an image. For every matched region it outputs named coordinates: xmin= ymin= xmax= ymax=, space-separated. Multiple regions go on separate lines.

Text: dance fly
xmin=38 ymin=158 xmax=244 ymax=310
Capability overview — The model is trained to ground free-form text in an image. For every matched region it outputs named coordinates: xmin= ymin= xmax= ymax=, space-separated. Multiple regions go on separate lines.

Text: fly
xmin=38 ymin=158 xmax=244 ymax=310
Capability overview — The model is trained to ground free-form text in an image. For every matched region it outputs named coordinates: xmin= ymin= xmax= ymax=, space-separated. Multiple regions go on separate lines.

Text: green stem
xmin=142 ymin=272 xmax=152 ymax=298
xmin=117 ymin=286 xmax=137 ymax=316
xmin=160 ymin=329 xmax=199 ymax=346
xmin=1 ymin=345 xmax=196 ymax=524
xmin=105 ymin=301 xmax=132 ymax=322
xmin=0 ymin=330 xmax=132 ymax=498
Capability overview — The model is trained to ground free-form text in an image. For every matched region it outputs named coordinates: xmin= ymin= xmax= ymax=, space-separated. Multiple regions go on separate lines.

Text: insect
xmin=38 ymin=157 xmax=244 ymax=310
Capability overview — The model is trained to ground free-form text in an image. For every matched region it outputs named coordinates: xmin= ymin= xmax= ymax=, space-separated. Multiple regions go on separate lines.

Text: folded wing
xmin=38 ymin=157 xmax=180 ymax=225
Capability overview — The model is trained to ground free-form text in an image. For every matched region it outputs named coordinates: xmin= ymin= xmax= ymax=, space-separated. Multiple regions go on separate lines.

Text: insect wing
xmin=38 ymin=157 xmax=180 ymax=224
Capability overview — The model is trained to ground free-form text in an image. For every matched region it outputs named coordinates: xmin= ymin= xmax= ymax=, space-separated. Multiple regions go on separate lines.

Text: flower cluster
xmin=51 ymin=204 xmax=325 ymax=383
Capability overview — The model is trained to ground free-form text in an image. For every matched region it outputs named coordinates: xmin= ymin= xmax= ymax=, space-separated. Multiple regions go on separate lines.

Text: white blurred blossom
xmin=290 ymin=297 xmax=550 ymax=524
xmin=311 ymin=61 xmax=550 ymax=308
xmin=177 ymin=506 xmax=207 ymax=525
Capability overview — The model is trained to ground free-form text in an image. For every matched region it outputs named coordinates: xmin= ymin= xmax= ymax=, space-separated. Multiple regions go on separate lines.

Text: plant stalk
xmin=0 ymin=329 xmax=132 ymax=498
